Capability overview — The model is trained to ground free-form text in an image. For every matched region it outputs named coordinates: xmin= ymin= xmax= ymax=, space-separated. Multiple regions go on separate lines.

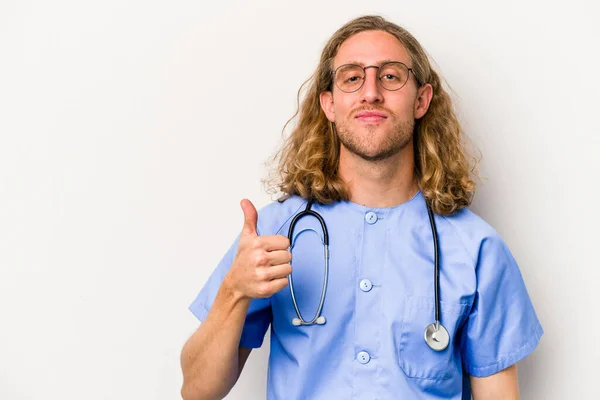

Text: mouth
xmin=355 ymin=111 xmax=388 ymax=123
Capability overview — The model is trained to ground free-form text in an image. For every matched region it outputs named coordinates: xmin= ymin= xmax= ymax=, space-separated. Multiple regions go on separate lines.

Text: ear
xmin=414 ymin=83 xmax=433 ymax=120
xmin=319 ymin=90 xmax=335 ymax=122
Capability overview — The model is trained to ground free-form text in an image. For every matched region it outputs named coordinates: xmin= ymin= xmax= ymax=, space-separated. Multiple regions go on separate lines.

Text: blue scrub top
xmin=189 ymin=191 xmax=543 ymax=400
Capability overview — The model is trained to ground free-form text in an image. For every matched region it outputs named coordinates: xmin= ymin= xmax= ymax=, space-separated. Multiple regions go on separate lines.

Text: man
xmin=180 ymin=15 xmax=543 ymax=400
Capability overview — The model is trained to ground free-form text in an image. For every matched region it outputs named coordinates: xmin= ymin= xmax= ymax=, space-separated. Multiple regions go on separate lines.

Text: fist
xmin=225 ymin=199 xmax=292 ymax=299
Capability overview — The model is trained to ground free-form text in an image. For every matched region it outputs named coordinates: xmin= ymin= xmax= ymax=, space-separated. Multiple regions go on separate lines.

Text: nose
xmin=359 ymin=67 xmax=384 ymax=104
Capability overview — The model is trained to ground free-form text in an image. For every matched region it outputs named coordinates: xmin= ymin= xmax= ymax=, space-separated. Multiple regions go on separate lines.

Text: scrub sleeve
xmin=460 ymin=234 xmax=544 ymax=377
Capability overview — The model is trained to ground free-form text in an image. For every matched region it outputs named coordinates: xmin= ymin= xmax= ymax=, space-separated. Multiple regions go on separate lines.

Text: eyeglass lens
xmin=335 ymin=62 xmax=410 ymax=92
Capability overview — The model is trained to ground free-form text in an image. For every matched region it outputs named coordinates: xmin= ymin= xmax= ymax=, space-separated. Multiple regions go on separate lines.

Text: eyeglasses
xmin=331 ymin=61 xmax=421 ymax=93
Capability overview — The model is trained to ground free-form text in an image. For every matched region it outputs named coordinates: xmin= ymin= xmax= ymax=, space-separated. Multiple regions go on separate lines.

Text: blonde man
xmin=181 ymin=15 xmax=543 ymax=400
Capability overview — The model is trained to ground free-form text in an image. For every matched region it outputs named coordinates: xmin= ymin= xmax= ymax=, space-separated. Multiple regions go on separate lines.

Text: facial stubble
xmin=335 ymin=117 xmax=415 ymax=162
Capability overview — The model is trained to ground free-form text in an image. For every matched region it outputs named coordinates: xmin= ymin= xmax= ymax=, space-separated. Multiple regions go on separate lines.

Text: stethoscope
xmin=286 ymin=197 xmax=450 ymax=352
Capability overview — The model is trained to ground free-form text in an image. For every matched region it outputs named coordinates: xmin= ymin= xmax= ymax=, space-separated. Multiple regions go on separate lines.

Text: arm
xmin=180 ymin=278 xmax=253 ymax=400
xmin=181 ymin=199 xmax=292 ymax=400
xmin=470 ymin=364 xmax=519 ymax=400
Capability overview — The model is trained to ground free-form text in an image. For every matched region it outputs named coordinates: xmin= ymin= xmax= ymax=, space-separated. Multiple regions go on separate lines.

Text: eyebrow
xmin=335 ymin=59 xmax=411 ymax=69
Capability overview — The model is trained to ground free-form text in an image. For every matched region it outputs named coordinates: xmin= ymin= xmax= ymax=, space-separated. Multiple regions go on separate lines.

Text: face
xmin=320 ymin=30 xmax=433 ymax=162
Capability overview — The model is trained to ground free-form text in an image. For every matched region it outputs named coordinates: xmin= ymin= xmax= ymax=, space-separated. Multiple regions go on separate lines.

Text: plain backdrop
xmin=1 ymin=0 xmax=598 ymax=399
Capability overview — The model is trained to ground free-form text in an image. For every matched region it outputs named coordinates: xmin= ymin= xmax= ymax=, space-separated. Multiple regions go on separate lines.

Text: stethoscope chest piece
xmin=424 ymin=323 xmax=449 ymax=351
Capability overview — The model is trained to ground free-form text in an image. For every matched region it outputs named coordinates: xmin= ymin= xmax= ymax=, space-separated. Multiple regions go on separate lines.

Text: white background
xmin=1 ymin=0 xmax=598 ymax=399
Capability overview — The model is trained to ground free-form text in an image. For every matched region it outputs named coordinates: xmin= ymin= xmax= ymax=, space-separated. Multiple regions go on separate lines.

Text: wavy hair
xmin=264 ymin=15 xmax=479 ymax=215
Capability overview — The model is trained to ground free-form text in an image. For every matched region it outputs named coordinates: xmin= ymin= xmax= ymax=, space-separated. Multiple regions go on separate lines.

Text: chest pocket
xmin=397 ymin=296 xmax=471 ymax=380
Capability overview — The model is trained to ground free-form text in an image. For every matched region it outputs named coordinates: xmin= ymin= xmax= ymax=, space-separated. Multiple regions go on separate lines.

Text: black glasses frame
xmin=330 ymin=61 xmax=423 ymax=93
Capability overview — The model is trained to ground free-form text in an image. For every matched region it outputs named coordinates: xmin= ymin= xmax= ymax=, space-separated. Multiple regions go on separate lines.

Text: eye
xmin=382 ymin=74 xmax=399 ymax=81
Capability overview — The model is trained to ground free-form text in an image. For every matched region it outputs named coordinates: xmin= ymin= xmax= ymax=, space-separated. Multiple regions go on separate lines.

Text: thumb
xmin=240 ymin=198 xmax=258 ymax=236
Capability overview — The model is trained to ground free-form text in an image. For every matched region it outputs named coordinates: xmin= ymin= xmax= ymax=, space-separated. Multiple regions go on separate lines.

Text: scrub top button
xmin=359 ymin=279 xmax=373 ymax=292
xmin=365 ymin=211 xmax=378 ymax=224
xmin=357 ymin=351 xmax=371 ymax=364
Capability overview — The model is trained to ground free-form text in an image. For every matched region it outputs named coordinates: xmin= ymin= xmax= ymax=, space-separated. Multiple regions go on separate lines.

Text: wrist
xmin=222 ymin=273 xmax=252 ymax=305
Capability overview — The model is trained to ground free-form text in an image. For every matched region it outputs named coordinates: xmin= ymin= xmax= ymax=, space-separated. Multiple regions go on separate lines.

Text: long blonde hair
xmin=265 ymin=15 xmax=479 ymax=216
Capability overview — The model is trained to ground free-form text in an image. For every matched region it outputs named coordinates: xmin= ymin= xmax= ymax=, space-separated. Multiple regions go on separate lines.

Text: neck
xmin=338 ymin=140 xmax=419 ymax=208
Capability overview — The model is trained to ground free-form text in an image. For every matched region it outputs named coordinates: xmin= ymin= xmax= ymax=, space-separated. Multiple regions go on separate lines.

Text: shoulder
xmin=256 ymin=195 xmax=308 ymax=236
xmin=439 ymin=207 xmax=511 ymax=266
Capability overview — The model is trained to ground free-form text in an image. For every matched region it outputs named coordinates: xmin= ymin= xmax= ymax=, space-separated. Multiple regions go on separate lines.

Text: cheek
xmin=388 ymin=96 xmax=418 ymax=119
xmin=332 ymin=93 xmax=356 ymax=115
xmin=333 ymin=99 xmax=357 ymax=121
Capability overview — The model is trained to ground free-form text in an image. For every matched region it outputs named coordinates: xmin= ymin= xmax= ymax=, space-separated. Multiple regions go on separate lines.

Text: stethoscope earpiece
xmin=292 ymin=316 xmax=327 ymax=326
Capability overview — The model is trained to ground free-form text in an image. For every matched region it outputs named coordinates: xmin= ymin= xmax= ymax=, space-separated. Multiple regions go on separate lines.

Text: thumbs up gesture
xmin=224 ymin=199 xmax=292 ymax=300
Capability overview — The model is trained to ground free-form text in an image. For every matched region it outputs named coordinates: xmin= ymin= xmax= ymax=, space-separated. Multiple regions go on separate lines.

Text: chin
xmin=355 ymin=146 xmax=401 ymax=162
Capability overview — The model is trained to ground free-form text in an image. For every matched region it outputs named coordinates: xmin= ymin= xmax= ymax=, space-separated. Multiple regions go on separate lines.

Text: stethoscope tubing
xmin=287 ymin=199 xmax=330 ymax=325
xmin=286 ymin=197 xmax=449 ymax=351
xmin=426 ymin=202 xmax=441 ymax=325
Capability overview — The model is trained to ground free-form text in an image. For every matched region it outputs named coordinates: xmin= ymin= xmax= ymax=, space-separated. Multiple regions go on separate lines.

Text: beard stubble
xmin=335 ymin=116 xmax=415 ymax=162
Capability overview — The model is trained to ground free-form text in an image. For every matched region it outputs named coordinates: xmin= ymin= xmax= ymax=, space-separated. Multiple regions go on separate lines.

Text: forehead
xmin=333 ymin=30 xmax=411 ymax=68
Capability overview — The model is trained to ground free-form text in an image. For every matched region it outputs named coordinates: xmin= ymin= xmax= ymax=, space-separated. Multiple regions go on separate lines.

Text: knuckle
xmin=256 ymin=283 xmax=271 ymax=297
xmin=254 ymin=253 xmax=267 ymax=266
xmin=250 ymin=238 xmax=262 ymax=250
xmin=254 ymin=268 xmax=267 ymax=281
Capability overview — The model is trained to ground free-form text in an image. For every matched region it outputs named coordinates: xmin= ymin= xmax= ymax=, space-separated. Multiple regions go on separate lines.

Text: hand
xmin=225 ymin=199 xmax=292 ymax=299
